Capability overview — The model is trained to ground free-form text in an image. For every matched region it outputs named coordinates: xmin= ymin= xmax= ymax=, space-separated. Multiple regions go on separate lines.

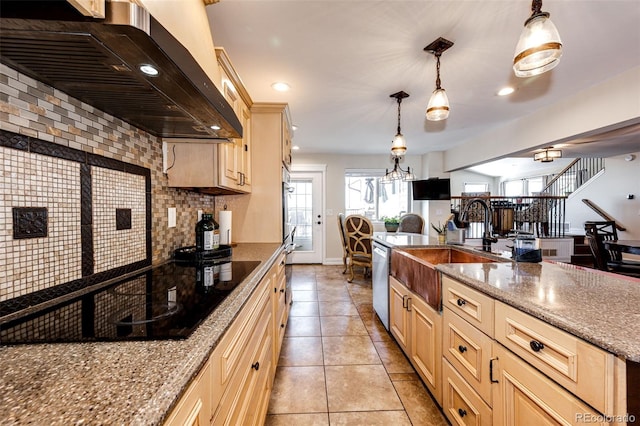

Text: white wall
xmin=565 ymin=153 xmax=640 ymax=239
xmin=292 ymin=153 xmax=421 ymax=263
xmin=443 ymin=67 xmax=640 ymax=172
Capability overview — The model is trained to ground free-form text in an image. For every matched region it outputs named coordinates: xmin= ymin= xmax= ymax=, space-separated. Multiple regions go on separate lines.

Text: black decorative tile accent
xmin=81 ymin=224 xmax=94 ymax=277
xmin=80 ymin=164 xmax=92 ymax=226
xmin=0 ymin=129 xmax=29 ymax=151
xmin=146 ymin=193 xmax=152 ymax=230
xmin=124 ymin=163 xmax=150 ymax=178
xmin=87 ymin=153 xmax=125 ymax=172
xmin=12 ymin=207 xmax=48 ymax=239
xmin=30 ymin=138 xmax=87 ymax=163
xmin=116 ymin=208 xmax=132 ymax=230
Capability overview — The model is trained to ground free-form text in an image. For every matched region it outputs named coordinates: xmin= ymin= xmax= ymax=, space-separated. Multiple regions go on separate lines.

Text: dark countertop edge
xmin=134 ymin=243 xmax=285 ymax=425
xmin=435 ymin=262 xmax=639 ymax=362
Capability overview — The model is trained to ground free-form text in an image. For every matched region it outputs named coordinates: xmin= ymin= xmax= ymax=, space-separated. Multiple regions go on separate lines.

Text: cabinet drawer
xmin=442 ymin=276 xmax=494 ymax=337
xmin=443 ymin=308 xmax=494 ymax=406
xmin=493 ymin=344 xmax=606 ymax=426
xmin=443 ymin=358 xmax=493 ymax=426
xmin=213 ymin=296 xmax=272 ymax=425
xmin=494 ymin=301 xmax=615 ymax=416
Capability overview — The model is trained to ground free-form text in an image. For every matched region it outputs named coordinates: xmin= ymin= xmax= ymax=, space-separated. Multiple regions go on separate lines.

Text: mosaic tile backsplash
xmin=0 ymin=64 xmax=216 ymax=309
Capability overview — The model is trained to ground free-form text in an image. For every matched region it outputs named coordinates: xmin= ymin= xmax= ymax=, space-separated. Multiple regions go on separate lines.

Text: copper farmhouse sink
xmin=390 ymin=247 xmax=499 ymax=310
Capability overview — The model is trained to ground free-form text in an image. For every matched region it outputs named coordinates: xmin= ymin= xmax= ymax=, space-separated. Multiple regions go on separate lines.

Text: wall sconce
xmin=424 ymin=37 xmax=454 ymax=121
xmin=513 ymin=0 xmax=563 ymax=77
xmin=533 ymin=148 xmax=562 ymax=162
xmin=389 ymin=91 xmax=409 ymax=157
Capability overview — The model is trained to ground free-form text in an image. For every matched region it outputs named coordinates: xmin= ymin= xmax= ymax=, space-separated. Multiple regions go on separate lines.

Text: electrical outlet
xmin=168 ymin=207 xmax=176 ymax=228
xmin=162 ymin=142 xmax=168 ymax=173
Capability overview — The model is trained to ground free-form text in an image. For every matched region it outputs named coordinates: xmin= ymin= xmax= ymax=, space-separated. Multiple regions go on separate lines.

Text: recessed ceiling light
xmin=271 ymin=82 xmax=290 ymax=92
xmin=210 ymin=124 xmax=221 ymax=130
xmin=139 ymin=64 xmax=159 ymax=76
xmin=292 ymin=125 xmax=298 ymax=131
xmin=497 ymin=86 xmax=515 ymax=96
xmin=292 ymin=145 xmax=300 ymax=150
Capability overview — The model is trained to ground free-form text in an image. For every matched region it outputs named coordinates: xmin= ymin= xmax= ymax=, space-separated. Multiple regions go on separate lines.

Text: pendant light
xmin=382 ymin=156 xmax=415 ymax=183
xmin=424 ymin=37 xmax=454 ymax=121
xmin=389 ymin=91 xmax=409 ymax=157
xmin=513 ymin=0 xmax=563 ymax=77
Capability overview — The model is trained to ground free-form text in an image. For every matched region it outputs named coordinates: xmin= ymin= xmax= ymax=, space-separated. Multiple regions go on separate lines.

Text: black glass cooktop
xmin=0 ymin=261 xmax=260 ymax=344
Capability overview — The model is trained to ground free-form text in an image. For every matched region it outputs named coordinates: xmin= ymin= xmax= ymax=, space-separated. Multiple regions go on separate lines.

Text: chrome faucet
xmin=460 ymin=198 xmax=498 ymax=252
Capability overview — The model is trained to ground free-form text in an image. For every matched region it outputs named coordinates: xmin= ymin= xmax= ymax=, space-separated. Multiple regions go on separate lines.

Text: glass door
xmin=289 ymin=170 xmax=323 ymax=264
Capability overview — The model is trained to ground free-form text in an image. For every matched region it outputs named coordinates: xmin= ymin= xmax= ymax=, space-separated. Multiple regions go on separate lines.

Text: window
xmin=502 ymin=177 xmax=544 ymax=196
xmin=345 ymin=170 xmax=410 ymax=220
xmin=464 ymin=182 xmax=489 ymax=193
xmin=503 ymin=180 xmax=523 ymax=196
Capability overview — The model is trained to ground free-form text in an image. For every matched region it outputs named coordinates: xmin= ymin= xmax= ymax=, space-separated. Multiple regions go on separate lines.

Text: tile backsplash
xmin=0 ymin=64 xmax=216 ymax=308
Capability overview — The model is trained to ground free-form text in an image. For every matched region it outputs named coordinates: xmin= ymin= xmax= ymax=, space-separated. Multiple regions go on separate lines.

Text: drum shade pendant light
xmin=513 ymin=0 xmax=563 ymax=77
xmin=424 ymin=37 xmax=454 ymax=121
xmin=533 ymin=147 xmax=562 ymax=162
xmin=389 ymin=91 xmax=409 ymax=157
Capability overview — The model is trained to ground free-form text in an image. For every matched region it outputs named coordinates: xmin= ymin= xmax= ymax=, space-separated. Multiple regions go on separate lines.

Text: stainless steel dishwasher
xmin=372 ymin=240 xmax=391 ymax=331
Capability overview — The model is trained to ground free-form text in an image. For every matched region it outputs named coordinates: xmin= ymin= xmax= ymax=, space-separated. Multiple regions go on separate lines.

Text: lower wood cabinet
xmin=440 ymin=275 xmax=626 ymax=426
xmin=165 ymin=251 xmax=289 ymax=426
xmin=493 ymin=344 xmax=605 ymax=426
xmin=389 ymin=276 xmax=442 ymax=404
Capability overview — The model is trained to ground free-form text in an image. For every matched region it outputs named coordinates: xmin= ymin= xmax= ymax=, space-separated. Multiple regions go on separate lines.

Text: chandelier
xmin=383 ymin=91 xmax=415 ymax=182
xmin=381 ymin=156 xmax=415 ymax=183
xmin=533 ymin=147 xmax=562 ymax=162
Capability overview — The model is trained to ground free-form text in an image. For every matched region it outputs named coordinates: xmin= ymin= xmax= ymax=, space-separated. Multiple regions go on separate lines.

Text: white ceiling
xmin=206 ymin=0 xmax=640 ymax=172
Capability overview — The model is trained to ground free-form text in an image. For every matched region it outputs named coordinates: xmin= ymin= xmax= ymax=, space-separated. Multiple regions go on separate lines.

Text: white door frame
xmin=291 ymin=164 xmax=326 ymax=264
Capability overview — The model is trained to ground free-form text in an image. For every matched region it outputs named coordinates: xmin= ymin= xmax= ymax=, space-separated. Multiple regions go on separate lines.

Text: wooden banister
xmin=581 ymin=199 xmax=626 ymax=231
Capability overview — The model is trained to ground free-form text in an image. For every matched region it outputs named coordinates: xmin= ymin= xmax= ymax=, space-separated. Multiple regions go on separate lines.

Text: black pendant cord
xmin=435 ymin=53 xmax=442 ymax=90
xmin=396 ymin=97 xmax=402 ymax=135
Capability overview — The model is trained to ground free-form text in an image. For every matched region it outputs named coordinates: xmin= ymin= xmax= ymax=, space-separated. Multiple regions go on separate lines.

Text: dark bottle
xmin=196 ymin=213 xmax=219 ymax=251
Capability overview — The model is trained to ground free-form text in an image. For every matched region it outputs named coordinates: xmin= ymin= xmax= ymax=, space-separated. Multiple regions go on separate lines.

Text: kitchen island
xmin=0 ymin=243 xmax=282 ymax=425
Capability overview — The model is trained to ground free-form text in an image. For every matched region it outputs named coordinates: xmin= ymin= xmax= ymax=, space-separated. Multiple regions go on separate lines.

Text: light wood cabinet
xmin=493 ymin=344 xmax=605 ymax=426
xmin=165 ymin=250 xmax=288 ymax=426
xmin=281 ymin=115 xmax=292 ymax=171
xmin=389 ymin=276 xmax=442 ymax=404
xmin=166 ymin=49 xmax=252 ymax=195
xmin=229 ymin=103 xmax=292 ymax=243
xmin=440 ymin=275 xmax=627 ymax=426
xmin=164 ymin=360 xmax=212 ymax=426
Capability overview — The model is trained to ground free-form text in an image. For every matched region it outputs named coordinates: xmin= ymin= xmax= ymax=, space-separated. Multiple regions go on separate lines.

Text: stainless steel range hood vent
xmin=0 ymin=1 xmax=242 ymax=140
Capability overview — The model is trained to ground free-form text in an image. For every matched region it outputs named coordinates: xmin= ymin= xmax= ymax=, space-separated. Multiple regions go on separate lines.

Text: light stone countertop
xmin=0 ymin=243 xmax=282 ymax=425
xmin=436 ymin=260 xmax=640 ymax=362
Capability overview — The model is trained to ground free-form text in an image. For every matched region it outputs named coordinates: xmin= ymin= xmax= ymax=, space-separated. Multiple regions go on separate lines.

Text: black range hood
xmin=0 ymin=0 xmax=242 ymax=140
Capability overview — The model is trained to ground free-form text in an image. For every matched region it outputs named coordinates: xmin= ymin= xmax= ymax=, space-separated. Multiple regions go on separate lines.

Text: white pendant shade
xmin=391 ymin=133 xmax=407 ymax=156
xmin=513 ymin=14 xmax=562 ymax=77
xmin=426 ymin=88 xmax=450 ymax=121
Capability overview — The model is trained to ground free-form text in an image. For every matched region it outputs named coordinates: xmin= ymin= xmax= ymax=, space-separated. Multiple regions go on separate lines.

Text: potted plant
xmin=431 ymin=222 xmax=447 ymax=244
xmin=382 ymin=215 xmax=400 ymax=232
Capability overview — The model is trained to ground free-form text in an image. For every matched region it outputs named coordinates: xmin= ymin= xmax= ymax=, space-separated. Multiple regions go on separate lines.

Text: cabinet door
xmin=493 ymin=344 xmax=606 ymax=426
xmin=238 ymin=103 xmax=252 ymax=192
xmin=165 ymin=361 xmax=212 ymax=426
xmin=220 ymin=81 xmax=240 ymax=189
xmin=281 ymin=114 xmax=292 ymax=170
xmin=410 ymin=294 xmax=442 ymax=405
xmin=389 ymin=277 xmax=410 ymax=353
xmin=442 ymin=358 xmax=493 ymax=426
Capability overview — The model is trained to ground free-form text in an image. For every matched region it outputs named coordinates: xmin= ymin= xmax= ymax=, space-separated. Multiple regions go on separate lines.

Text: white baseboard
xmin=323 ymin=258 xmax=343 ymax=266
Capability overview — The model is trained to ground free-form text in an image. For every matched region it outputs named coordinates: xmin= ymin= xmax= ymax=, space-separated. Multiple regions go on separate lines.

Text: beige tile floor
xmin=266 ymin=265 xmax=449 ymax=426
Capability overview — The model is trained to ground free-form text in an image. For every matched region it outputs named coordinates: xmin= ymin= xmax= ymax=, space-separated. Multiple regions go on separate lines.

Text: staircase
xmin=570 ymin=234 xmax=594 ymax=267
xmin=542 ymin=157 xmax=604 ymax=197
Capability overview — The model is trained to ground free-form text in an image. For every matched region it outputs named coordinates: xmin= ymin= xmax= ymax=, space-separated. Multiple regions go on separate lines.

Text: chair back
xmin=460 ymin=192 xmax=490 ymax=222
xmin=397 ymin=213 xmax=424 ymax=234
xmin=344 ymin=215 xmax=373 ymax=258
xmin=584 ymin=221 xmax=621 ymax=263
xmin=337 ymin=213 xmax=348 ymax=253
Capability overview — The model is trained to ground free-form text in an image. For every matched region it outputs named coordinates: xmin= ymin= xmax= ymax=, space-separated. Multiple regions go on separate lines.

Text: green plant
xmin=381 ymin=215 xmax=399 ymax=225
xmin=431 ymin=222 xmax=446 ymax=234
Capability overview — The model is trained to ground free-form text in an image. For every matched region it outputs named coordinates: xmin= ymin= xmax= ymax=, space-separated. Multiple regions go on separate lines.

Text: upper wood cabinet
xmin=166 ymin=48 xmax=252 ymax=194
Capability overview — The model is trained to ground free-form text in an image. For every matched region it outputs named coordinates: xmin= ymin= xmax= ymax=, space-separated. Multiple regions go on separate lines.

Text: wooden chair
xmin=344 ymin=214 xmax=373 ymax=282
xmin=584 ymin=221 xmax=640 ymax=277
xmin=337 ymin=213 xmax=349 ymax=274
xmin=397 ymin=213 xmax=424 ymax=234
xmin=514 ymin=193 xmax=553 ymax=236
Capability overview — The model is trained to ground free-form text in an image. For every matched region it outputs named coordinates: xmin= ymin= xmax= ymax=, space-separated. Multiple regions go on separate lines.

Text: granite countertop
xmin=436 ymin=261 xmax=640 ymax=362
xmin=0 ymin=243 xmax=282 ymax=425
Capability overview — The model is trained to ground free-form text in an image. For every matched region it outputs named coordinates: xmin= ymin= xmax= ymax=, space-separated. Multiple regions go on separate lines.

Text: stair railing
xmin=542 ymin=157 xmax=604 ymax=197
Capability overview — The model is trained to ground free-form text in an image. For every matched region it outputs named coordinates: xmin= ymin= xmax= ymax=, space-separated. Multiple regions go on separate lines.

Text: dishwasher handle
xmin=373 ymin=246 xmax=387 ymax=258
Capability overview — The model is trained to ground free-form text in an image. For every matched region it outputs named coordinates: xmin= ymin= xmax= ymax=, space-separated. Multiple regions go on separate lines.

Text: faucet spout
xmin=460 ymin=198 xmax=497 ymax=252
